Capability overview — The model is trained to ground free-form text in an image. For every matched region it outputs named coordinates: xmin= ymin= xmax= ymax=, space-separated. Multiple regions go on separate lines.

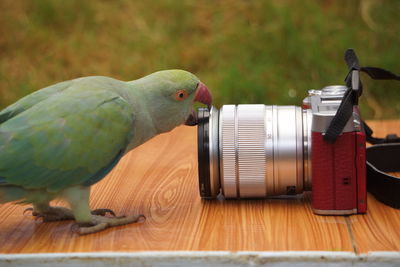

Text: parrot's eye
xmin=175 ymin=90 xmax=189 ymax=101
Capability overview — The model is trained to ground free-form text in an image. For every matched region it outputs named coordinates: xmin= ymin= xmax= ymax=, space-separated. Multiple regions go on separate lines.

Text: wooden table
xmin=0 ymin=120 xmax=399 ymax=265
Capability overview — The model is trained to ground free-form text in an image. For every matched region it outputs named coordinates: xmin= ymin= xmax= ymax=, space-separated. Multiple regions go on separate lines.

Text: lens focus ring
xmin=237 ymin=105 xmax=267 ymax=198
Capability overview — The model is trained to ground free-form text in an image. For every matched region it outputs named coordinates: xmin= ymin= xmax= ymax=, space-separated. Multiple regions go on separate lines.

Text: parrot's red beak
xmin=185 ymin=82 xmax=212 ymax=126
xmin=194 ymin=82 xmax=212 ymax=108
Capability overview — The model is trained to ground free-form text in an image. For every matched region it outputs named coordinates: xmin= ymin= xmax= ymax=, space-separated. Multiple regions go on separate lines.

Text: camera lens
xmin=197 ymin=105 xmax=312 ymax=199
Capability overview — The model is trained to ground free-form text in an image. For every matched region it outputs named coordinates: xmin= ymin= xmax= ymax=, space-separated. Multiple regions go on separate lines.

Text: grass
xmin=0 ymin=0 xmax=399 ymax=119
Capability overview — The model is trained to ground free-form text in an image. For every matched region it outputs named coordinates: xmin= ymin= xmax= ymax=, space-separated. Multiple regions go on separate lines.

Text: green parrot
xmin=0 ymin=70 xmax=211 ymax=234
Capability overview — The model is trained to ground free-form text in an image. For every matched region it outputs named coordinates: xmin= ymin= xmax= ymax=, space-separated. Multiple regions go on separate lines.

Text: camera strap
xmin=364 ymin=120 xmax=400 ymax=209
xmin=324 ymin=49 xmax=400 ymax=143
xmin=367 ymin=143 xmax=400 ymax=208
xmin=326 ymin=49 xmax=400 ymax=209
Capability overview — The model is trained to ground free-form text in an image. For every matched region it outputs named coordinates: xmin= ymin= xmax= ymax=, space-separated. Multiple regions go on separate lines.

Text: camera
xmin=197 ymin=84 xmax=367 ymax=215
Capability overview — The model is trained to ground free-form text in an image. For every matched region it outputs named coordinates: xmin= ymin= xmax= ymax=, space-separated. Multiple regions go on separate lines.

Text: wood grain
xmin=191 ymin=194 xmax=351 ymax=251
xmin=0 ymin=121 xmax=398 ymax=253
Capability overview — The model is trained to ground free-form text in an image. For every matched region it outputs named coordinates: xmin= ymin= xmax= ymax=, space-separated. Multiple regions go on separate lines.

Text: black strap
xmin=363 ymin=121 xmax=400 ymax=145
xmin=324 ymin=50 xmax=362 ymax=143
xmin=361 ymin=67 xmax=400 ymax=81
xmin=367 ymin=144 xmax=400 ymax=209
xmin=324 ymin=49 xmax=400 ymax=143
xmin=364 ymin=119 xmax=400 ymax=209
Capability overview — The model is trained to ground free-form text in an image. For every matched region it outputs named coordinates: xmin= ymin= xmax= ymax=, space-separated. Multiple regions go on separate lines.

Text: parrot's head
xmin=140 ymin=69 xmax=212 ymax=133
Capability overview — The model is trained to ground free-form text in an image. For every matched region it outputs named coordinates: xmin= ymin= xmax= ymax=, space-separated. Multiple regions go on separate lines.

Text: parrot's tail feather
xmin=0 ymin=185 xmax=29 ymax=204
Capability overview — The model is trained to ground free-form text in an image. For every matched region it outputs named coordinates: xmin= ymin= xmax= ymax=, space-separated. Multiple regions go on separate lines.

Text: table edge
xmin=1 ymin=251 xmax=400 ymax=266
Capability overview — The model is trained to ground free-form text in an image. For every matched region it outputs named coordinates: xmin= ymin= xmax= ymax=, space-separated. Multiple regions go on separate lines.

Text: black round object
xmin=197 ymin=107 xmax=212 ymax=198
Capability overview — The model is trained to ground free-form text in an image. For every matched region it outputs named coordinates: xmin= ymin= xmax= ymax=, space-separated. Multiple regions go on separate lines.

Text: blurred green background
xmin=0 ymin=0 xmax=399 ymax=119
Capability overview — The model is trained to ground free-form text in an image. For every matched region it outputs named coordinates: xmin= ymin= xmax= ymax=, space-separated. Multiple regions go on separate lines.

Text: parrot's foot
xmin=24 ymin=207 xmax=117 ymax=222
xmin=25 ymin=206 xmax=74 ymax=222
xmin=76 ymin=214 xmax=145 ymax=235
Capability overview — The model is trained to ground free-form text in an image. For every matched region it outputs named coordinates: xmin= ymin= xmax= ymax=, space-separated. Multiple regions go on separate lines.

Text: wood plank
xmin=349 ymin=120 xmax=400 ymax=253
xmin=6 ymin=120 xmax=399 ymax=253
xmin=191 ymin=193 xmax=351 ymax=251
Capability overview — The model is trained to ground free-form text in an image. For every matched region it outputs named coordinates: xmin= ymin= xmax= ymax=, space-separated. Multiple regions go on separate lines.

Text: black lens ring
xmin=197 ymin=108 xmax=212 ymax=198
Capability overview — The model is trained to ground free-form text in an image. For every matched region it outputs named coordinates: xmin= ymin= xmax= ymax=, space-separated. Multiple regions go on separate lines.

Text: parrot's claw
xmin=77 ymin=214 xmax=145 ymax=235
xmin=23 ymin=207 xmax=34 ymax=216
xmin=29 ymin=206 xmax=75 ymax=222
xmin=91 ymin=208 xmax=116 ymax=217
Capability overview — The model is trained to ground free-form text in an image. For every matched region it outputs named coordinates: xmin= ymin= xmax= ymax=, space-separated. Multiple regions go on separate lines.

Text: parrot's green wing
xmin=0 ymin=80 xmax=73 ymax=123
xmin=0 ymin=80 xmax=134 ymax=192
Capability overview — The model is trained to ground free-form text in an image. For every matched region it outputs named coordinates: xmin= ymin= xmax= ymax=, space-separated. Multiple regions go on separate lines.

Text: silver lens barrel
xmin=197 ymin=105 xmax=312 ymax=199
